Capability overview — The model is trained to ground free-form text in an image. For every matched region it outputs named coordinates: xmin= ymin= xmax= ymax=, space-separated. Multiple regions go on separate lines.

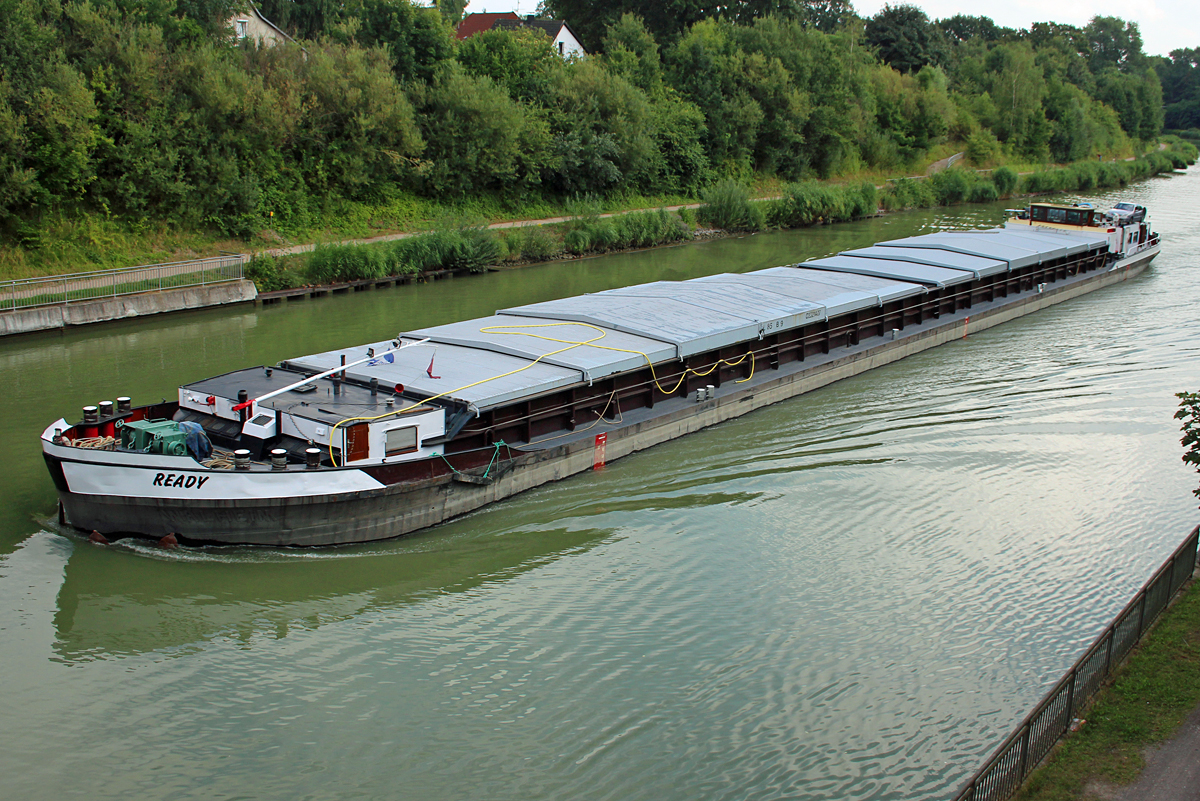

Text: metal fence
xmin=954 ymin=524 xmax=1200 ymax=801
xmin=2 ymin=254 xmax=245 ymax=312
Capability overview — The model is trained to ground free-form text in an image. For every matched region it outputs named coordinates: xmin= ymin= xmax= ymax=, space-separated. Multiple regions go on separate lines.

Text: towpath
xmin=257 ymin=201 xmax=710 ymax=258
xmin=1111 ymin=702 xmax=1200 ymax=801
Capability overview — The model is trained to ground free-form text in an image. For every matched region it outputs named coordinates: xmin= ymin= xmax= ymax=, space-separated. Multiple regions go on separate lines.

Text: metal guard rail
xmin=954 ymin=524 xmax=1200 ymax=801
xmin=2 ymin=254 xmax=246 ymax=312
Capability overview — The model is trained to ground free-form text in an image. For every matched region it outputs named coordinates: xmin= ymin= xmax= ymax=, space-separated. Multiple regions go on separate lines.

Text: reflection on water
xmin=1 ymin=174 xmax=1198 ymax=801
xmin=52 ymin=524 xmax=612 ymax=662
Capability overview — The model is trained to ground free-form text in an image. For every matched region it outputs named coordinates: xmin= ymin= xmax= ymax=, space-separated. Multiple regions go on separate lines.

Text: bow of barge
xmin=41 ymin=205 xmax=1161 ymax=546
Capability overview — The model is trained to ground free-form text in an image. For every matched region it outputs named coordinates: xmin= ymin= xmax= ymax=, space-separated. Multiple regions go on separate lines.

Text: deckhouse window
xmin=1047 ymin=208 xmax=1066 ymax=223
xmin=385 ymin=426 xmax=418 ymax=456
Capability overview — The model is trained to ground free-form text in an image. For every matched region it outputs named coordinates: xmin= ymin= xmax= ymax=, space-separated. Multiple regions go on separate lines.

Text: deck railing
xmin=2 ymin=254 xmax=246 ymax=312
xmin=953 ymin=524 xmax=1200 ymax=801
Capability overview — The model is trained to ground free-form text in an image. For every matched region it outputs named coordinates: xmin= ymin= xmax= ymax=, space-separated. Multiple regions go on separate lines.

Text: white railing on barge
xmin=2 ymin=254 xmax=246 ymax=312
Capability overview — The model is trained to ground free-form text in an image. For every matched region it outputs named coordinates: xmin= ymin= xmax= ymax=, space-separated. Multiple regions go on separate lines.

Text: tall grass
xmin=292 ymin=224 xmax=502 ymax=287
xmin=879 ymin=145 xmax=1192 ymax=213
xmin=697 ymin=179 xmax=764 ymax=231
xmin=765 ymin=181 xmax=878 ymax=227
xmin=564 ymin=209 xmax=690 ymax=255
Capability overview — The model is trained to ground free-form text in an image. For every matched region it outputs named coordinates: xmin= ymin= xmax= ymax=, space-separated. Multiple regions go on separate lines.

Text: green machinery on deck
xmin=119 ymin=419 xmax=188 ymax=456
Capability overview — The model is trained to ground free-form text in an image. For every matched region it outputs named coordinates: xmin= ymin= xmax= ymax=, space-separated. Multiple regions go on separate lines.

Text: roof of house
xmin=454 ymin=12 xmax=520 ymax=40
xmin=456 ymin=13 xmax=587 ymax=53
xmin=493 ymin=18 xmax=566 ymax=39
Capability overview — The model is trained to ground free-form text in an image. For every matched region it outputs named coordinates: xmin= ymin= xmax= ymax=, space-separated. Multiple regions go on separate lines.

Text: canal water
xmin=1 ymin=172 xmax=1197 ymax=800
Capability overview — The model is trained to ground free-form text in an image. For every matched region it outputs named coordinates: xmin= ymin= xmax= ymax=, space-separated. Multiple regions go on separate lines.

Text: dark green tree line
xmin=0 ymin=0 xmax=1177 ymax=242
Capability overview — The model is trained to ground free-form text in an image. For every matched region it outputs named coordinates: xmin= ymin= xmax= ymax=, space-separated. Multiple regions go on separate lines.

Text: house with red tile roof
xmin=454 ymin=12 xmax=520 ymax=41
xmin=455 ymin=13 xmax=587 ymax=57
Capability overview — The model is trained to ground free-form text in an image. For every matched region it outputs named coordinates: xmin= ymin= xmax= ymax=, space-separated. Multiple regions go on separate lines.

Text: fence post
xmin=1103 ymin=628 xmax=1114 ymax=679
xmin=1066 ymin=668 xmax=1078 ymax=722
xmin=1017 ymin=724 xmax=1030 ymax=786
xmin=1136 ymin=591 xmax=1146 ymax=638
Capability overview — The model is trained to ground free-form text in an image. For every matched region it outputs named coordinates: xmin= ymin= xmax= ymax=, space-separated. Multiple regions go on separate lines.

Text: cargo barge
xmin=41 ymin=204 xmax=1161 ymax=545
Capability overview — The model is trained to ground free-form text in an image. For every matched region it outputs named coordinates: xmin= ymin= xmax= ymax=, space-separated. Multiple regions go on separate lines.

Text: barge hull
xmin=54 ymin=252 xmax=1153 ymax=546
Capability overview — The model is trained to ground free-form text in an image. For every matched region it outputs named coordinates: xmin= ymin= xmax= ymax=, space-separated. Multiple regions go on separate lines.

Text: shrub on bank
xmin=515 ymin=225 xmax=561 ymax=261
xmin=244 ymin=255 xmax=305 ymax=292
xmin=302 ymin=225 xmax=501 ymax=285
xmin=390 ymin=225 xmax=500 ymax=274
xmin=770 ymin=181 xmax=877 ymax=226
xmin=564 ymin=208 xmax=691 ymax=255
xmin=880 ymin=177 xmax=935 ymax=210
xmin=929 ymin=167 xmax=973 ymax=205
xmin=991 ymin=166 xmax=1018 ymax=196
xmin=698 ymin=179 xmax=764 ymax=231
xmin=968 ymin=182 xmax=999 ymax=202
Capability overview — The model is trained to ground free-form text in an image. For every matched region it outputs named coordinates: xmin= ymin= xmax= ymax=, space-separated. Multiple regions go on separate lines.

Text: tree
xmin=538 ymin=0 xmax=849 ymax=52
xmin=350 ymin=0 xmax=455 ymax=84
xmin=865 ymin=4 xmax=946 ymax=74
xmin=1155 ymin=48 xmax=1200 ymax=129
xmin=1023 ymin=21 xmax=1084 ymax=53
xmin=1176 ymin=392 xmax=1200 ymax=508
xmin=1084 ymin=16 xmax=1144 ymax=73
xmin=797 ymin=0 xmax=854 ymax=33
xmin=1096 ymin=66 xmax=1164 ymax=140
xmin=602 ymin=13 xmax=665 ymax=96
xmin=255 ymin=0 xmax=343 ymax=39
xmin=456 ymin=26 xmax=565 ymax=105
xmin=937 ymin=14 xmax=1006 ymax=45
xmin=986 ymin=42 xmax=1049 ymax=158
xmin=409 ymin=64 xmax=550 ymax=197
xmin=433 ymin=0 xmax=466 ymax=26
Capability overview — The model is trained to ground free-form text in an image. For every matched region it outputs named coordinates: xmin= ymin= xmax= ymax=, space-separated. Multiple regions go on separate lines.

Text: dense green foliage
xmin=0 ymin=0 xmax=1188 ymax=257
xmin=1177 ymin=392 xmax=1200 ymax=508
xmin=1155 ymin=48 xmax=1200 ymax=130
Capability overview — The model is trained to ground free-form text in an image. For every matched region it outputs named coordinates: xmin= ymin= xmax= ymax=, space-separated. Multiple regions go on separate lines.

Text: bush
xmin=698 ymin=179 xmax=762 ymax=231
xmin=389 ymin=225 xmax=501 ymax=274
xmin=881 ymin=177 xmax=935 ymax=210
xmin=991 ymin=166 xmax=1018 ymax=196
xmin=306 ymin=243 xmax=386 ymax=284
xmin=566 ymin=208 xmax=691 ymax=254
xmin=965 ymin=130 xmax=1000 ymax=165
xmin=851 ymin=182 xmax=879 ymax=218
xmin=517 ymin=225 xmax=560 ymax=261
xmin=1021 ymin=170 xmax=1061 ymax=195
xmin=928 ymin=167 xmax=972 ymax=205
xmin=245 ymin=255 xmax=281 ymax=292
xmin=1096 ymin=162 xmax=1128 ymax=187
xmin=968 ymin=182 xmax=999 ymax=202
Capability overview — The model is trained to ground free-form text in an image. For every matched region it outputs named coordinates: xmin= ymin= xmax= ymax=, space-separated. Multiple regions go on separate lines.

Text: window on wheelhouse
xmin=385 ymin=427 xmax=418 ymax=456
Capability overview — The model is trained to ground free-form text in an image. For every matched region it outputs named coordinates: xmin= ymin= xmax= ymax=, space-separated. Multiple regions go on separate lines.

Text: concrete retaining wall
xmin=0 ymin=280 xmax=258 ymax=337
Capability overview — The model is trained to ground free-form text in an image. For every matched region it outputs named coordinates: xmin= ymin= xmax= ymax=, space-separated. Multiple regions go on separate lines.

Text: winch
xmin=120 ymin=419 xmax=189 ymax=456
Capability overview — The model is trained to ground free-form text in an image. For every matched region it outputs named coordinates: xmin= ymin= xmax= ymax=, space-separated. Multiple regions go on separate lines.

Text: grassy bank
xmin=3 ymin=140 xmax=1195 ymax=288
xmin=240 ymin=140 xmax=1196 ymax=294
xmin=1014 ymin=560 xmax=1200 ymax=800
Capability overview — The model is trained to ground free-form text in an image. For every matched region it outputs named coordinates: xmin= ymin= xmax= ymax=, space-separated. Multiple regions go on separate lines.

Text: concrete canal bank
xmin=0 ymin=280 xmax=258 ymax=336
